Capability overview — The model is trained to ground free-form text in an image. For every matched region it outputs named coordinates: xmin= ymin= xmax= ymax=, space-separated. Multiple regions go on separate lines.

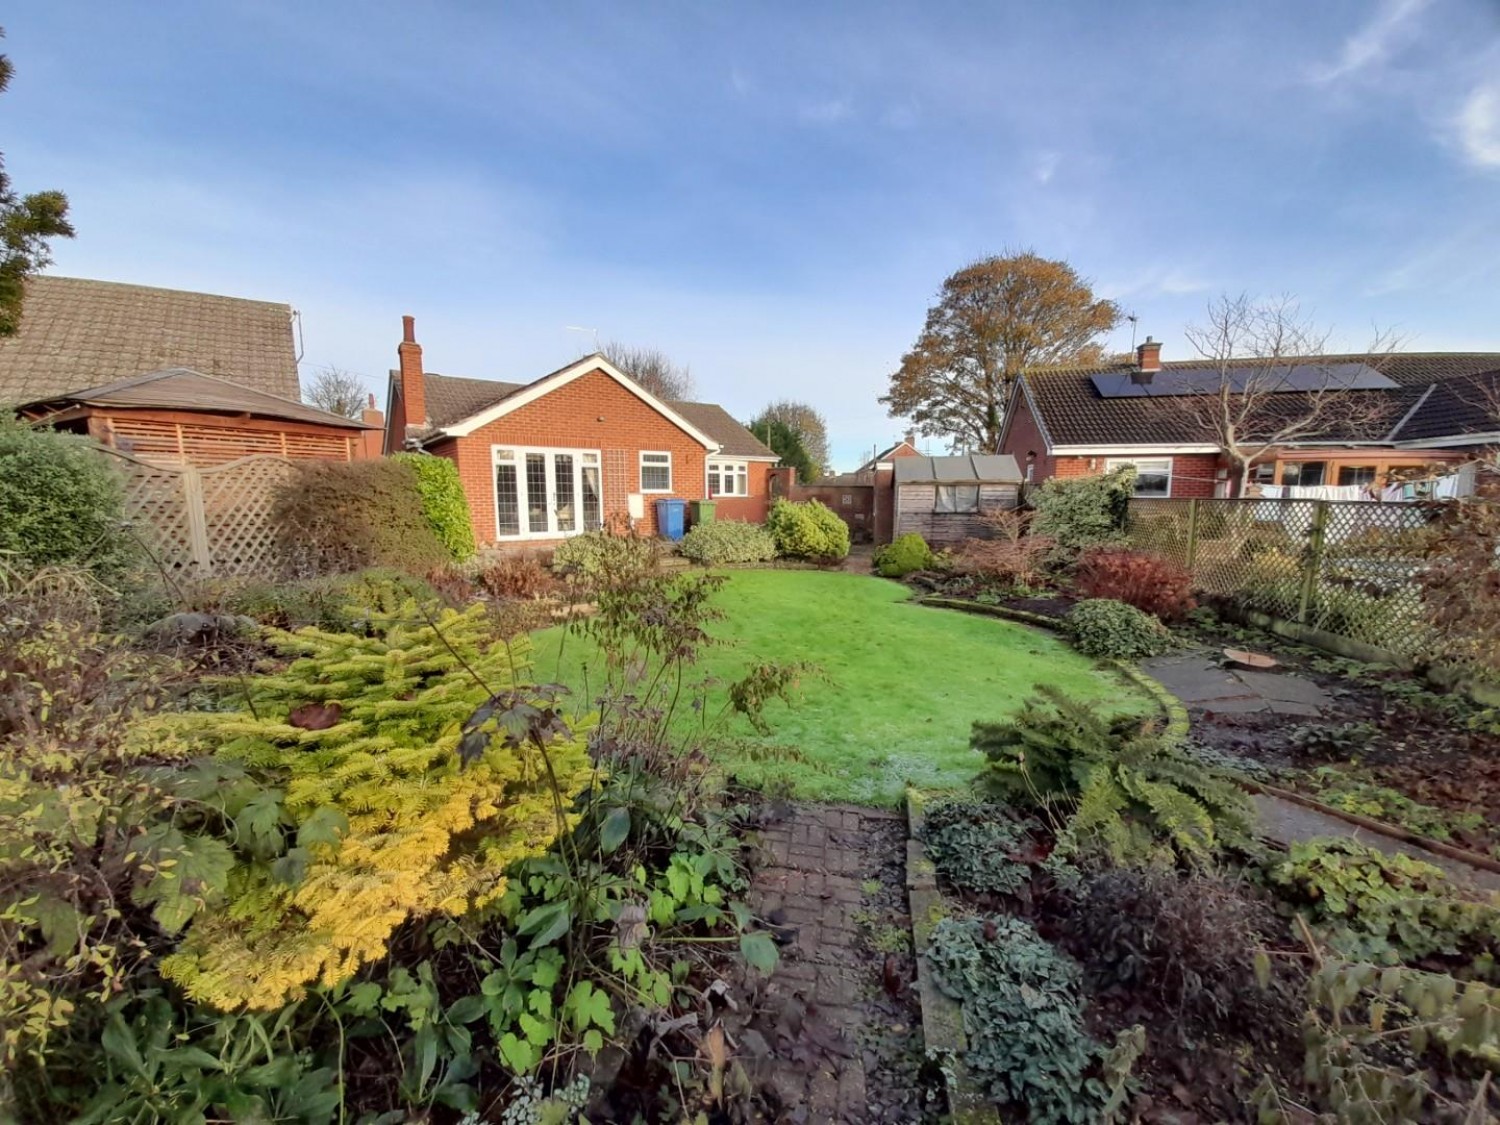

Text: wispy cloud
xmin=798 ymin=97 xmax=853 ymax=126
xmin=1032 ymin=151 xmax=1060 ymax=185
xmin=728 ymin=66 xmax=753 ymax=99
xmin=1309 ymin=0 xmax=1431 ymax=84
xmin=1457 ymin=83 xmax=1500 ymax=168
xmin=1099 ymin=267 xmax=1214 ymax=301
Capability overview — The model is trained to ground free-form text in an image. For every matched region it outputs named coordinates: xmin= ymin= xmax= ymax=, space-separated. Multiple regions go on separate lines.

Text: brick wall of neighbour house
xmin=1001 ymin=392 xmax=1055 ymax=485
xmin=1049 ymin=453 xmax=1225 ymax=497
xmin=788 ymin=478 xmax=876 ymax=542
xmin=709 ymin=460 xmax=775 ymax=523
xmin=445 ymin=367 xmax=712 ymax=547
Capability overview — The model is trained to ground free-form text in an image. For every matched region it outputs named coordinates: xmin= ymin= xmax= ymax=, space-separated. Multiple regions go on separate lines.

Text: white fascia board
xmin=442 ymin=355 xmax=720 ymax=450
xmin=1050 ymin=444 xmax=1222 ymax=455
xmin=1396 ymin=433 xmax=1500 ymax=449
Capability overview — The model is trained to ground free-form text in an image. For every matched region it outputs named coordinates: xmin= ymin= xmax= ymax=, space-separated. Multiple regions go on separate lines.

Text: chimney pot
xmin=402 ymin=315 xmax=416 ymax=344
xmin=1136 ymin=335 xmax=1163 ymax=374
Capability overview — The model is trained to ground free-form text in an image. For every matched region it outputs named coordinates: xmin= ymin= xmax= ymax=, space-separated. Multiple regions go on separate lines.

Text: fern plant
xmin=146 ymin=599 xmax=594 ymax=1010
xmin=973 ymin=685 xmax=1251 ymax=863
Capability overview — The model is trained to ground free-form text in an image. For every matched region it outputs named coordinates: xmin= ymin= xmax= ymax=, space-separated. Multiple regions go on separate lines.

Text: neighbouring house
xmin=383 ymin=317 xmax=779 ymax=545
xmin=999 ymin=339 xmax=1500 ymax=499
xmin=2 ymin=276 xmax=379 ymax=466
xmin=892 ymin=455 xmax=1023 ymax=544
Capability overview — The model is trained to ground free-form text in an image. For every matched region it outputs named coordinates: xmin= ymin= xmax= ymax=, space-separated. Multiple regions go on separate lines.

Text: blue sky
xmin=7 ymin=1 xmax=1499 ymax=468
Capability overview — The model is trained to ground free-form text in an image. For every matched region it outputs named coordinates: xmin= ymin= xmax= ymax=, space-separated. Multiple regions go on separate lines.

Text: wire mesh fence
xmin=1125 ymin=497 xmax=1449 ymax=659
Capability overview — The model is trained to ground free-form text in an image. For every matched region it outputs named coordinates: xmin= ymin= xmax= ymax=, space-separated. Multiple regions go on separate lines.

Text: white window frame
xmin=639 ymin=450 xmax=672 ymax=493
xmin=706 ymin=458 xmax=749 ymax=498
xmin=492 ymin=445 xmax=602 ymax=541
xmin=1105 ymin=457 xmax=1173 ymax=498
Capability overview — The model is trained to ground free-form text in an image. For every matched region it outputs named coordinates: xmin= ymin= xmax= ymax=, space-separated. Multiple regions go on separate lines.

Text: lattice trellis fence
xmin=1126 ymin=497 xmax=1446 ymax=659
xmin=101 ymin=449 xmax=296 ymax=578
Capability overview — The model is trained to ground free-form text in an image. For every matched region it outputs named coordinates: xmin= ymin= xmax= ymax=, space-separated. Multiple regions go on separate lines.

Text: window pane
xmin=1338 ymin=465 xmax=1376 ymax=486
xmin=708 ymin=467 xmax=721 ymax=497
xmin=1283 ymin=461 xmax=1326 ymax=487
xmin=526 ymin=453 xmax=548 ymax=534
xmin=582 ymin=466 xmax=601 ymax=530
xmin=495 ymin=463 xmax=520 ymax=537
xmin=1135 ymin=471 xmax=1170 ymax=497
xmin=554 ymin=453 xmax=576 ymax=532
xmin=641 ymin=453 xmax=671 ymax=491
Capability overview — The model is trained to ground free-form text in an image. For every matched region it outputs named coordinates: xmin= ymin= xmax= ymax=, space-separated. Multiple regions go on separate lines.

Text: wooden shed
xmin=18 ymin=367 xmax=377 ymax=466
xmin=893 ymin=454 xmax=1023 ymax=544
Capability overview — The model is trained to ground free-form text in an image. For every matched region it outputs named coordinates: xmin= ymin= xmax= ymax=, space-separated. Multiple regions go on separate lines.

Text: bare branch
xmin=302 ymin=366 xmax=369 ymax=419
xmin=601 ymin=341 xmax=695 ymax=402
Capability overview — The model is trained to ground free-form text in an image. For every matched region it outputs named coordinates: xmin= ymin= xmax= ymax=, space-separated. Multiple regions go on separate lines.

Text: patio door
xmin=494 ymin=447 xmax=602 ymax=539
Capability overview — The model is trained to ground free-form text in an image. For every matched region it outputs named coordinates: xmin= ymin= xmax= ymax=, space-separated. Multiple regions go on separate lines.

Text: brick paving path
xmin=750 ymin=802 xmax=904 ymax=1122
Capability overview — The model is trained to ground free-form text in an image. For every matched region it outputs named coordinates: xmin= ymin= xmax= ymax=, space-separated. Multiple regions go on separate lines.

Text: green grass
xmin=531 ymin=569 xmax=1151 ymax=806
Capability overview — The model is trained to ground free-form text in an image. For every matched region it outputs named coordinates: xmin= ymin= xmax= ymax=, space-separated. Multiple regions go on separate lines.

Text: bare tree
xmin=601 ymin=341 xmax=695 ymax=402
xmin=303 ymin=366 xmax=369 ymax=419
xmin=1169 ymin=294 xmax=1399 ymax=494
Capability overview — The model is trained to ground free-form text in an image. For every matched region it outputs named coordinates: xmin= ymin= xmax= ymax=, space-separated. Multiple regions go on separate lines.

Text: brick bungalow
xmin=383 ymin=318 xmax=779 ymax=545
xmin=999 ymin=339 xmax=1500 ymax=499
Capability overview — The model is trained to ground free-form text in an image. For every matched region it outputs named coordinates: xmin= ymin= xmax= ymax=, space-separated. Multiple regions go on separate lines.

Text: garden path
xmin=747 ymin=801 xmax=935 ymax=1123
xmin=1143 ymin=652 xmax=1500 ymax=893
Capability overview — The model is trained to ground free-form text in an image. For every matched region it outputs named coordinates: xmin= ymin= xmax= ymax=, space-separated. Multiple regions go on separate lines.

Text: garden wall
xmin=1124 ymin=497 xmax=1441 ymax=661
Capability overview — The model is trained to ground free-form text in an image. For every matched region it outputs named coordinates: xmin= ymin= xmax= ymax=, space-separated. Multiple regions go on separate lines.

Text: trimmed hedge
xmin=392 ymin=452 xmax=477 ymax=562
xmin=873 ymin=532 xmax=932 ymax=578
xmin=550 ymin=530 xmax=661 ymax=582
xmin=1068 ymin=597 xmax=1172 ymax=660
xmin=678 ymin=519 xmax=778 ymax=565
xmin=271 ymin=459 xmax=452 ymax=577
xmin=765 ymin=499 xmax=850 ymax=561
xmin=0 ymin=421 xmax=130 ymax=577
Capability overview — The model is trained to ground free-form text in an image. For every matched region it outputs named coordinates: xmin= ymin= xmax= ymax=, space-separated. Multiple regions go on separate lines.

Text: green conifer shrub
xmin=873 ymin=532 xmax=933 ymax=577
xmin=1029 ymin=465 xmax=1136 ymax=553
xmin=765 ymin=499 xmax=849 ymax=561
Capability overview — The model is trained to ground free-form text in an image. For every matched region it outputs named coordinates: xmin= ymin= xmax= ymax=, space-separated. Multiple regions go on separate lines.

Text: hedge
xmin=0 ymin=420 xmax=130 ymax=577
xmin=765 ymin=499 xmax=850 ymax=561
xmin=391 ymin=452 xmax=477 ymax=562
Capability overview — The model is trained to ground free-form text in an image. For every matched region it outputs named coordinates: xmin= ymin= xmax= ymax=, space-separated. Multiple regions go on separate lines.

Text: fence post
xmin=182 ymin=467 xmax=212 ymax=575
xmin=1297 ymin=500 xmax=1329 ymax=626
xmin=1185 ymin=498 xmax=1200 ymax=571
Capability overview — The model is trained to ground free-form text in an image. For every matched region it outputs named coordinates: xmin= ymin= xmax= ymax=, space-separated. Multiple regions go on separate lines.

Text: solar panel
xmin=1091 ymin=363 xmax=1397 ymax=399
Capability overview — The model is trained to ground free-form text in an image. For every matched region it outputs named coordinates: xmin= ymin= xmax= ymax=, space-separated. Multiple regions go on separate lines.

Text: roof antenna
xmin=566 ymin=325 xmax=600 ymax=353
xmin=1126 ymin=313 xmax=1139 ymax=353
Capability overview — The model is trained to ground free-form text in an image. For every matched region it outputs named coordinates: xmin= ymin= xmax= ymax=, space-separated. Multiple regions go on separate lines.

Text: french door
xmin=493 ymin=446 xmax=602 ymax=539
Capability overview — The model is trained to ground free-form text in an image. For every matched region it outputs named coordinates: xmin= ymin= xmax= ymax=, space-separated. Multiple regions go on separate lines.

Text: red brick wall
xmin=446 ymin=367 xmax=713 ymax=546
xmin=999 ymin=391 xmax=1054 ymax=483
xmin=1049 ymin=453 xmax=1225 ymax=497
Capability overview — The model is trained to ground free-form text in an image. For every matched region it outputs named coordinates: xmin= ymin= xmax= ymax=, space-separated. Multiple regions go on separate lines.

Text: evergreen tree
xmin=0 ymin=30 xmax=75 ymax=336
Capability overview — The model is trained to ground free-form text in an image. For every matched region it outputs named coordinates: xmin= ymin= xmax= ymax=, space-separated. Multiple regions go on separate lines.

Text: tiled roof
xmin=407 ymin=368 xmax=777 ymax=457
xmin=1022 ymin=352 xmax=1500 ymax=448
xmin=0 ymin=275 xmax=299 ymax=404
xmin=22 ymin=368 xmax=370 ymax=429
xmin=1395 ymin=369 xmax=1500 ymax=443
xmin=421 ymin=371 xmax=524 ymax=429
xmin=669 ymin=401 xmax=777 ymax=458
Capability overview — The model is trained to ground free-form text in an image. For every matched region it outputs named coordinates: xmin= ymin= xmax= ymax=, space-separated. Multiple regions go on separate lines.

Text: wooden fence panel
xmin=99 ymin=448 xmax=294 ymax=579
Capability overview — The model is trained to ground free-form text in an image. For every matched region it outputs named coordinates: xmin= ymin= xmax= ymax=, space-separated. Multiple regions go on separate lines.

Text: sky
xmin=6 ymin=0 xmax=1500 ymax=469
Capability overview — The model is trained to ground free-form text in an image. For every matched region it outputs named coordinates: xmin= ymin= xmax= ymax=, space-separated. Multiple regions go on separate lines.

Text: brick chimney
xmin=359 ymin=393 xmax=385 ymax=459
xmin=1135 ymin=336 xmax=1163 ymax=373
xmin=904 ymin=429 xmax=916 ymax=447
xmin=397 ymin=315 xmax=426 ymax=430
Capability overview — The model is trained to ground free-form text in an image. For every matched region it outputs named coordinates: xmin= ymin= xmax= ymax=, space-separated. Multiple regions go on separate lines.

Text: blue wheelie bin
xmin=655 ymin=498 xmax=687 ymax=541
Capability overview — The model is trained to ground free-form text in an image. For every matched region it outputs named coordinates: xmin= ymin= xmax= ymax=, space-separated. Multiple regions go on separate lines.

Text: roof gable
xmin=438 ymin=354 xmax=719 ymax=449
xmin=0 ymin=276 xmax=300 ymax=403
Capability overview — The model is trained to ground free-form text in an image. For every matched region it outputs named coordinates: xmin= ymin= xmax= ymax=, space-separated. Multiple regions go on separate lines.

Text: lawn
xmin=532 ymin=568 xmax=1151 ymax=805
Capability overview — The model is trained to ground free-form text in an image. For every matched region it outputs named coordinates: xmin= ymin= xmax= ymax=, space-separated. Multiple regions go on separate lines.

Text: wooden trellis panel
xmin=99 ymin=448 xmax=295 ymax=578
